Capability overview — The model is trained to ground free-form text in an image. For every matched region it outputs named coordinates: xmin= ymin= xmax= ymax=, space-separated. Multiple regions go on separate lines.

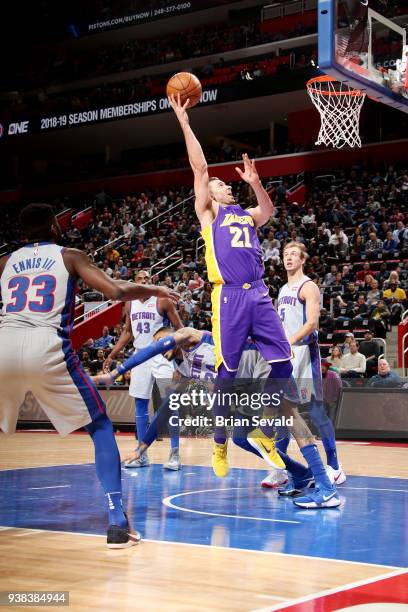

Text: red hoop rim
xmin=306 ymin=75 xmax=365 ymax=97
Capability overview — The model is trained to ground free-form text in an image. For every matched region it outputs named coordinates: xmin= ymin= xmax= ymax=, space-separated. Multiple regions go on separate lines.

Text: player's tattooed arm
xmin=238 ymin=154 xmax=274 ymax=227
xmin=168 ymin=93 xmax=213 ymax=226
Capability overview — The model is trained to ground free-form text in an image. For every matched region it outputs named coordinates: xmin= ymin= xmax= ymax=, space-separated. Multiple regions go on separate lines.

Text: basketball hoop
xmin=306 ymin=75 xmax=366 ymax=149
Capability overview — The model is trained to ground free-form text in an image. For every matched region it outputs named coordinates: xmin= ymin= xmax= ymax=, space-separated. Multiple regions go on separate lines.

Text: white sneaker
xmin=163 ymin=448 xmax=181 ymax=471
xmin=124 ymin=452 xmax=150 ymax=468
xmin=261 ymin=469 xmax=288 ymax=489
xmin=326 ymin=464 xmax=346 ymax=485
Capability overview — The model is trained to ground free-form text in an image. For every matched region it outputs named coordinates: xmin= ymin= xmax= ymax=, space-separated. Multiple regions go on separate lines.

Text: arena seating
xmin=1 ymin=160 xmax=407 ymax=379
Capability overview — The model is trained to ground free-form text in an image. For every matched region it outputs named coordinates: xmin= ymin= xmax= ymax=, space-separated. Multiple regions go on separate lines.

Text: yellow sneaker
xmin=212 ymin=441 xmax=229 ymax=478
xmin=247 ymin=428 xmax=285 ymax=469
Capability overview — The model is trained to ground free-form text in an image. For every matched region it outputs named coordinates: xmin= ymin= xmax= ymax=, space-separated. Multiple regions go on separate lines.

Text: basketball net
xmin=307 ymin=75 xmax=366 ymax=149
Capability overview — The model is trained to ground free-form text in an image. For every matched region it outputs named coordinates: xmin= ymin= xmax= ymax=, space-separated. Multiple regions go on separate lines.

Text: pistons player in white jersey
xmin=0 ymin=203 xmax=179 ymax=547
xmin=268 ymin=241 xmax=345 ymax=498
xmin=104 ymin=269 xmax=182 ymax=470
xmin=93 ymin=327 xmax=276 ymax=469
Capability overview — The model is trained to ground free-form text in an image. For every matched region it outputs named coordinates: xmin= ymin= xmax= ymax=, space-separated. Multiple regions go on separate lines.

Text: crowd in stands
xmin=6 ymin=13 xmax=317 ymax=90
xmin=1 ymin=161 xmax=408 ymax=386
xmin=2 ymin=47 xmax=315 ymax=124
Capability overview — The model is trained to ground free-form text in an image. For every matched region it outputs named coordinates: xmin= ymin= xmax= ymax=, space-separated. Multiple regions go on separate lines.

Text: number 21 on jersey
xmin=229 ymin=226 xmax=252 ymax=248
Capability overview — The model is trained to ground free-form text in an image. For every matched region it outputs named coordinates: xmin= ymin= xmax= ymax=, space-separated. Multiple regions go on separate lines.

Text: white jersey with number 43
xmin=130 ymin=296 xmax=165 ymax=349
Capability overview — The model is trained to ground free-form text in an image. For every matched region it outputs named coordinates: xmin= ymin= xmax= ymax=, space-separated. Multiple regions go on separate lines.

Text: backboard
xmin=318 ymin=0 xmax=408 ymax=112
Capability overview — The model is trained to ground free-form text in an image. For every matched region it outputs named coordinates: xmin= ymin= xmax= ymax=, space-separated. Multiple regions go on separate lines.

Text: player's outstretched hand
xmin=168 ymin=93 xmax=190 ymax=126
xmin=91 ymin=372 xmax=115 ymax=389
xmin=154 ymin=286 xmax=180 ymax=304
xmin=235 ymin=153 xmax=260 ymax=185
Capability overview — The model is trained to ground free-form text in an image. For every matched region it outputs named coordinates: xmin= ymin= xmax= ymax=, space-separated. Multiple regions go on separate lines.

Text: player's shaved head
xmin=20 ymin=203 xmax=60 ymax=241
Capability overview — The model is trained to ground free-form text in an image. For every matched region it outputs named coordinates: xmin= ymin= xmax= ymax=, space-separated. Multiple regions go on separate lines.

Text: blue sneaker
xmin=278 ymin=471 xmax=315 ymax=497
xmin=293 ymin=485 xmax=341 ymax=508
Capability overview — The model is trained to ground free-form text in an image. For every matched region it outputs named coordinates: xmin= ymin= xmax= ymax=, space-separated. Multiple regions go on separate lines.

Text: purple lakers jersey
xmin=201 ymin=204 xmax=263 ymax=284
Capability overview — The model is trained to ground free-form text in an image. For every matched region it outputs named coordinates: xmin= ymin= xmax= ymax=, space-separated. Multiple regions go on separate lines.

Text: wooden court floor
xmin=0 ymin=432 xmax=407 ymax=611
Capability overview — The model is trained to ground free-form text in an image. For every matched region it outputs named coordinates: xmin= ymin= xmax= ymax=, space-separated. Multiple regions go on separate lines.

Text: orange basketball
xmin=166 ymin=72 xmax=202 ymax=108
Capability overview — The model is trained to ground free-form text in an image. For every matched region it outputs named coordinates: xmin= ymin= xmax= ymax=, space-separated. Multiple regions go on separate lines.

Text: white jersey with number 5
xmin=277 ymin=276 xmax=318 ymax=346
xmin=1 ymin=242 xmax=73 ymax=332
xmin=277 ymin=276 xmax=322 ymax=403
xmin=130 ymin=297 xmax=165 ymax=349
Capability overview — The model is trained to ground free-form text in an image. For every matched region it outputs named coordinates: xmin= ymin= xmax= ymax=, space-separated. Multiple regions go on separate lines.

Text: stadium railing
xmin=149 ymin=250 xmax=183 ymax=277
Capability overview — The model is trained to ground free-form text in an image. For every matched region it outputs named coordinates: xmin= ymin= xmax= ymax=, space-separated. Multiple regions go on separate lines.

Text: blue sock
xmin=117 ymin=336 xmax=177 ymax=375
xmin=309 ymin=400 xmax=339 ymax=469
xmin=85 ymin=415 xmax=127 ymax=529
xmin=276 ymin=426 xmax=290 ymax=454
xmin=278 ymin=450 xmax=309 ymax=478
xmin=135 ymin=398 xmax=149 ymax=443
xmin=143 ymin=395 xmax=172 ymax=447
xmin=301 ymin=444 xmax=333 ymax=489
xmin=322 ymin=438 xmax=339 ymax=470
xmin=214 ymin=364 xmax=236 ymax=445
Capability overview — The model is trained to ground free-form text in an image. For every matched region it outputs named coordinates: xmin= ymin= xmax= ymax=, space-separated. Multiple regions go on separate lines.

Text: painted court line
xmin=0 ymin=526 xmax=404 ymax=570
xmin=29 ymin=485 xmax=72 ymax=490
xmin=250 ymin=568 xmax=408 ymax=612
xmin=162 ymin=487 xmax=301 ymax=525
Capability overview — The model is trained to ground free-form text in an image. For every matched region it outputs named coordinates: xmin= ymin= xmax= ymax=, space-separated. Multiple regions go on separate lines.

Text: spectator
xmin=324 ymin=264 xmax=338 ymax=286
xmin=321 ymin=360 xmax=343 ymax=422
xmin=329 ymin=226 xmax=349 ymax=257
xmin=328 ymin=345 xmax=343 ymax=370
xmin=383 ymin=281 xmax=407 ymax=324
xmin=366 ymin=279 xmax=382 ymax=307
xmin=358 ymin=330 xmax=382 ymax=377
xmin=116 ymin=258 xmax=128 ymax=278
xmin=356 ymin=262 xmax=374 ymax=283
xmin=364 ymin=231 xmax=383 ymax=257
xmin=383 ymin=281 xmax=407 ymax=303
xmin=341 ymin=333 xmax=355 ymax=355
xmin=320 ymin=308 xmax=334 ymax=332
xmin=383 ymin=231 xmax=398 ymax=253
xmin=188 ymin=272 xmax=205 ymax=292
xmin=371 ymin=298 xmax=391 ymax=338
xmin=92 ymin=326 xmax=114 ymax=350
xmin=339 ymin=340 xmax=366 ymax=378
xmin=368 ymin=358 xmax=402 ymax=388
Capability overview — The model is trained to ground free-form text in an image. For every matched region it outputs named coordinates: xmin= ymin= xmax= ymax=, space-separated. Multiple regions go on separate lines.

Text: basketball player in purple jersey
xmin=169 ymin=93 xmax=292 ymax=477
xmin=0 ymin=204 xmax=179 ymax=546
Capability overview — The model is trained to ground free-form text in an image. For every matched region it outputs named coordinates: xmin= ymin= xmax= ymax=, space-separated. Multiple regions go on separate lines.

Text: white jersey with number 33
xmin=1 ymin=242 xmax=73 ymax=333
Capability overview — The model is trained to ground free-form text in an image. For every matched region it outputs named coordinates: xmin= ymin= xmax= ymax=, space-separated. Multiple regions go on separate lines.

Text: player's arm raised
xmin=168 ymin=94 xmax=213 ymax=227
xmin=288 ymin=281 xmax=320 ymax=346
xmin=64 ymin=249 xmax=180 ymax=303
xmin=237 ymin=154 xmax=274 ymax=227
